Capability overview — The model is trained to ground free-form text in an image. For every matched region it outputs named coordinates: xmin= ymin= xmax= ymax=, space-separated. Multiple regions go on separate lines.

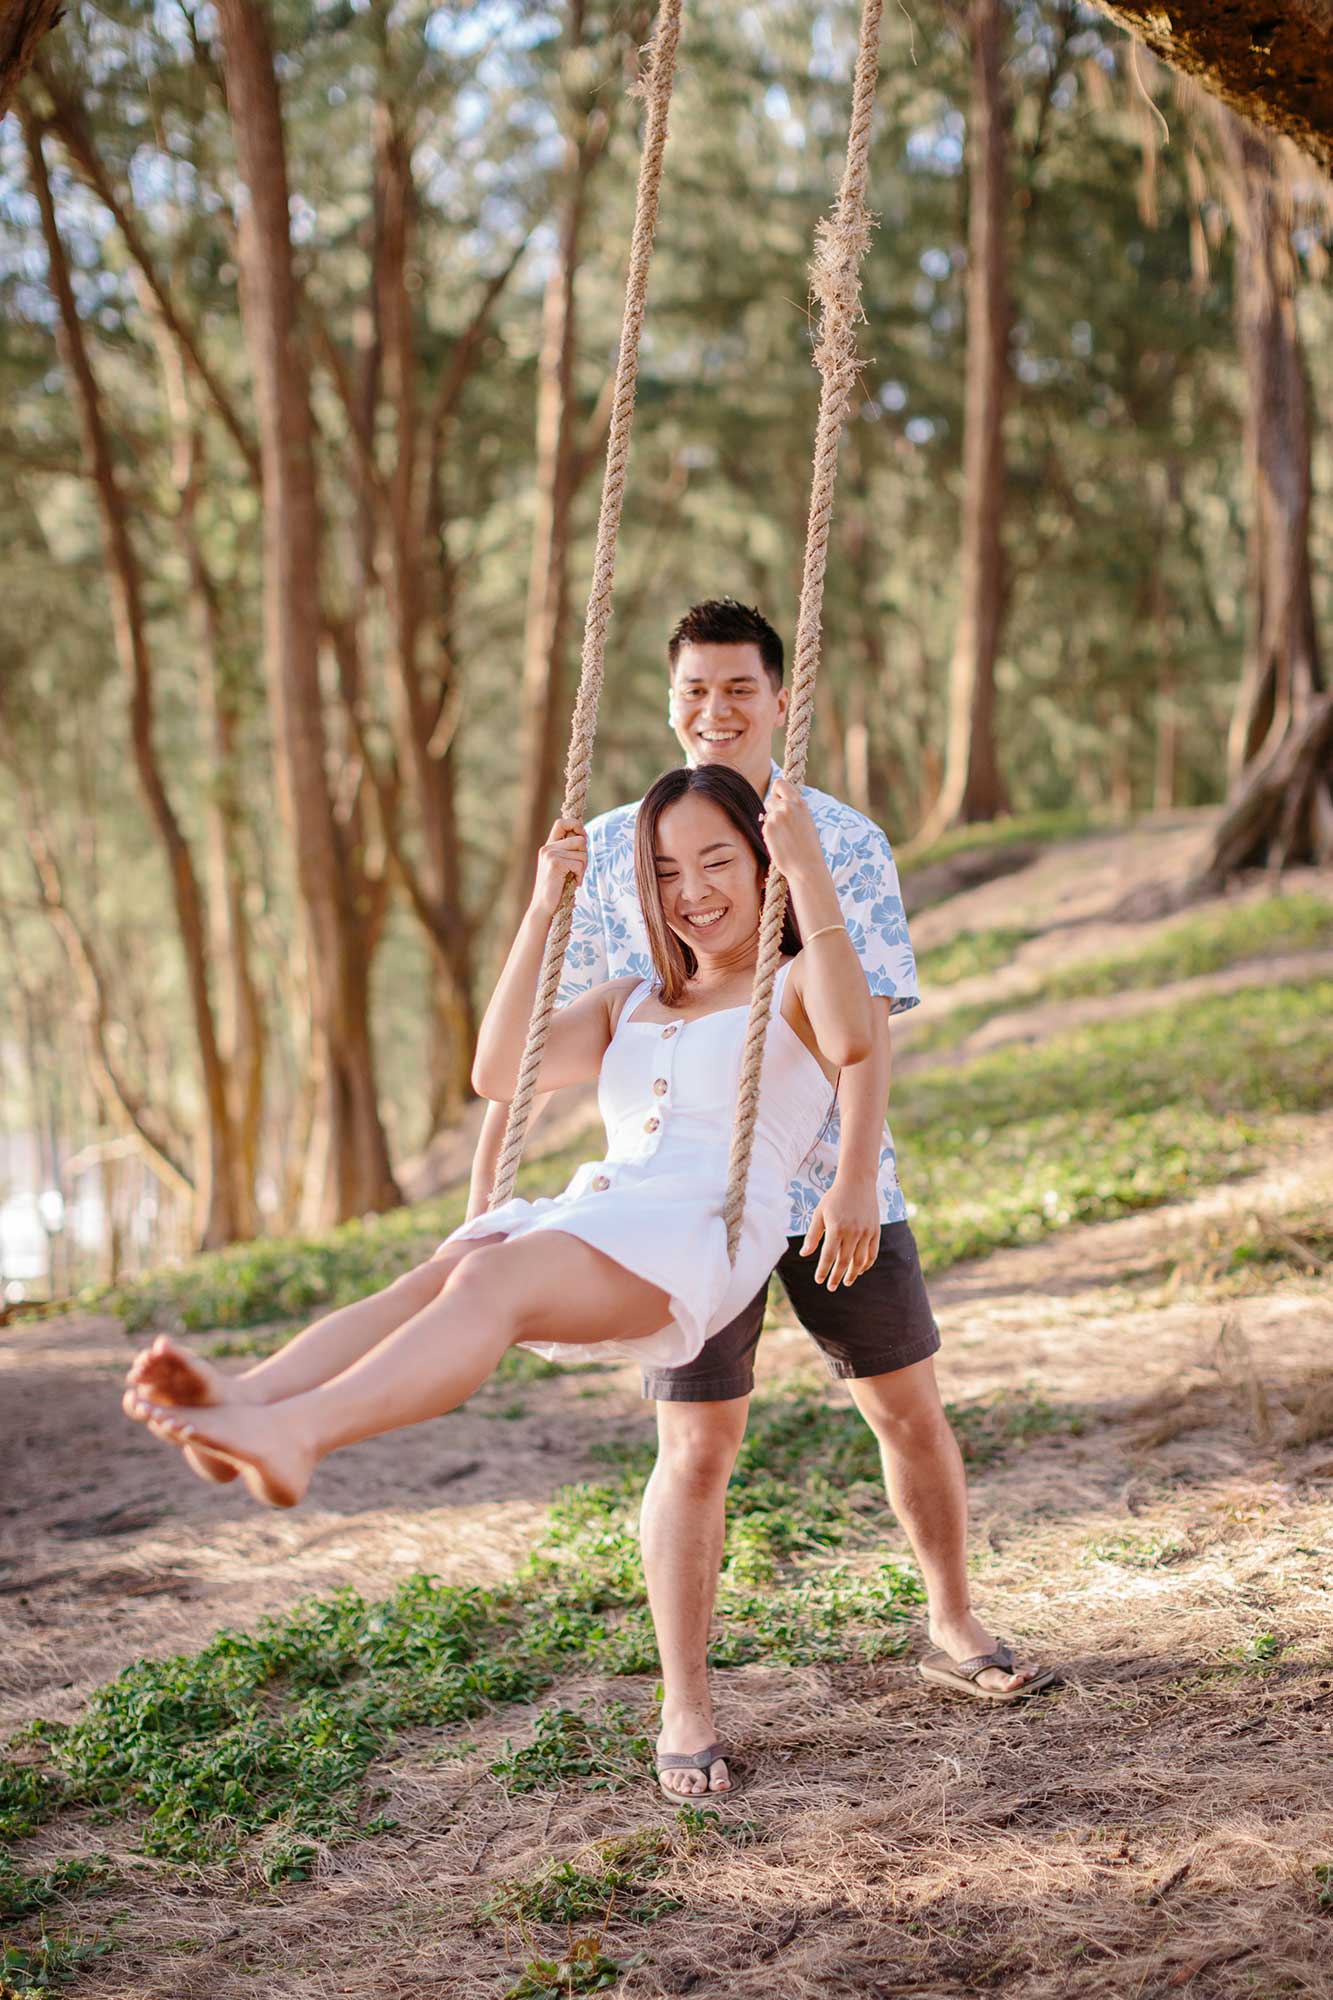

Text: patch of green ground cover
xmin=489 ymin=1704 xmax=653 ymax=1797
xmin=480 ymin=1847 xmax=681 ymax=1928
xmin=1079 ymin=1532 xmax=1191 ymax=1570
xmin=909 ymin=893 xmax=1333 ymax=1055
xmin=916 ymin=926 xmax=1034 ymax=989
xmin=502 ymin=1941 xmax=633 ymax=2000
xmin=899 ymin=982 xmax=1333 ymax=1272
xmin=905 ymin=809 xmax=1099 ymax=874
xmin=0 ymin=1858 xmax=116 ymax=1924
xmin=479 ymin=1813 xmax=756 ymax=1938
xmin=0 ymin=1934 xmax=113 ymax=1998
xmin=0 ymin=1382 xmax=1075 ymax=1983
xmin=1 ymin=1386 xmax=1060 ymax=1887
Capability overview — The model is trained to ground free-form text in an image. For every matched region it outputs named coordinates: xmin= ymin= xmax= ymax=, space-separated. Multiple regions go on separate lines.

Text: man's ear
xmin=775 ymin=685 xmax=790 ymax=726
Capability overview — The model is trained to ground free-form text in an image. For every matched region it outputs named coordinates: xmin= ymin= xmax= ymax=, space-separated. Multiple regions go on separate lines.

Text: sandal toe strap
xmin=954 ymin=1642 xmax=1016 ymax=1680
xmin=656 ymin=1742 xmax=725 ymax=1773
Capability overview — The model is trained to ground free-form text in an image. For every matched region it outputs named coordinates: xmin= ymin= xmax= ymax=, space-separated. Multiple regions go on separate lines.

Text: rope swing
xmin=491 ymin=0 xmax=886 ymax=1261
xmin=489 ymin=0 xmax=684 ymax=1211
xmin=722 ymin=0 xmax=883 ymax=1257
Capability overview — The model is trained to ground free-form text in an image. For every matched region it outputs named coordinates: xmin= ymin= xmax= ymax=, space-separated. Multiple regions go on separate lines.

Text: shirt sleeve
xmin=820 ymin=812 xmax=920 ymax=1015
xmin=556 ymin=838 xmax=611 ymax=1006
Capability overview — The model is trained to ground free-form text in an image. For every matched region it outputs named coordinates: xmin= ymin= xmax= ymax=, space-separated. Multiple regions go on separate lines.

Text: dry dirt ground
xmin=4 ymin=828 xmax=1331 ymax=1999
xmin=3 ymin=1132 xmax=1331 ymax=2000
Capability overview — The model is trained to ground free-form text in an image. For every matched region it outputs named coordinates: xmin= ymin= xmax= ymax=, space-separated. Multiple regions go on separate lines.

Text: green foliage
xmin=901 ymin=982 xmax=1333 ymax=1273
xmin=2 ymin=1371 xmax=1054 ymax=1889
xmin=502 ymin=1941 xmax=635 ymax=2000
xmin=911 ymin=895 xmax=1333 ymax=1050
xmin=0 ymin=1859 xmax=116 ymax=1925
xmin=1045 ymin=895 xmax=1333 ymax=999
xmin=905 ymin=812 xmax=1102 ymax=876
xmin=479 ymin=1811 xmax=756 ymax=1935
xmin=916 ymin=926 xmax=1034 ymax=988
xmin=480 ymin=1854 xmax=680 ymax=1930
xmin=0 ymin=1935 xmax=112 ymax=1997
xmin=489 ymin=1705 xmax=653 ymax=1798
xmin=1235 ymin=1631 xmax=1283 ymax=1667
xmin=1079 ymin=1533 xmax=1190 ymax=1570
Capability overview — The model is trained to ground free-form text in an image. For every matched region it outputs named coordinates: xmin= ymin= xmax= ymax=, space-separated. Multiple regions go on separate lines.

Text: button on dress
xmin=442 ymin=961 xmax=835 ymax=1368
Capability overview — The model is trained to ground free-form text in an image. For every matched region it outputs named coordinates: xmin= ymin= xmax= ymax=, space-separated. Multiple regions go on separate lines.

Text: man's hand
xmin=799 ymin=1175 xmax=881 ymax=1289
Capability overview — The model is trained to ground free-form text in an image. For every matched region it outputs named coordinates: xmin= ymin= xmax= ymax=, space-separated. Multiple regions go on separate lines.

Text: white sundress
xmin=442 ymin=960 xmax=837 ymax=1369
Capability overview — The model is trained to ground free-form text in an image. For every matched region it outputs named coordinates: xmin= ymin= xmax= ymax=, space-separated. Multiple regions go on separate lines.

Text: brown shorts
xmin=641 ymin=1221 xmax=940 ymax=1403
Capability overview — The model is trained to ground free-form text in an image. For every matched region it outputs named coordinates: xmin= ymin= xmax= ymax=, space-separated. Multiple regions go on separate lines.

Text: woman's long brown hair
xmin=633 ymin=766 xmax=802 ymax=1004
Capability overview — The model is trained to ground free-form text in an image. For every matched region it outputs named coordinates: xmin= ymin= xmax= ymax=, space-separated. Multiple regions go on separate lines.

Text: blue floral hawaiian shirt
xmin=557 ymin=763 xmax=920 ymax=1234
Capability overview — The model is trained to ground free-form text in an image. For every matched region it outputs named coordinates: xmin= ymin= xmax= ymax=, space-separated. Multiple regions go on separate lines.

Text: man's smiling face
xmin=668 ymin=642 xmax=788 ymax=797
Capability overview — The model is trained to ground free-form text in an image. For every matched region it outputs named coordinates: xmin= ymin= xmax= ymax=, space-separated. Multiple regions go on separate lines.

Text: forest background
xmin=1 ymin=0 xmax=1330 ymax=1287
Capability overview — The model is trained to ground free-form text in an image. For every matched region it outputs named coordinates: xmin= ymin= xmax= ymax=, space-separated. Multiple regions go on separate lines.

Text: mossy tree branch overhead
xmin=1086 ymin=2 xmax=1333 ymax=174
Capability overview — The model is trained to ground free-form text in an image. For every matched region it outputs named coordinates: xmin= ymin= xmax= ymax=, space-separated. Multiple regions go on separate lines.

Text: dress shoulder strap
xmin=609 ymin=975 xmax=654 ymax=1039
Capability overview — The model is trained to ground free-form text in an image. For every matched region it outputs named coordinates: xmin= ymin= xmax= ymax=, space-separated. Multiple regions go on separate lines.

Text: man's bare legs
xmin=640 ymin=1397 xmax=749 ymax=1796
xmin=639 ymin=1359 xmax=1041 ymax=1767
xmin=127 ymin=1233 xmax=670 ymax=1507
xmin=848 ymin=1359 xmax=1041 ymax=1695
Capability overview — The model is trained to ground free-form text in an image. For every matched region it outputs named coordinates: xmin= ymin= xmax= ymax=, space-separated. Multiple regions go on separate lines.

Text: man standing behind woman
xmin=470 ymin=599 xmax=1051 ymax=1796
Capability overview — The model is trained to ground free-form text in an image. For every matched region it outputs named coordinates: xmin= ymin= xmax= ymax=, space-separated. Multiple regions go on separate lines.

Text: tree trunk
xmin=24 ymin=106 xmax=245 ymax=1249
xmin=1196 ymin=111 xmax=1330 ymax=885
xmin=0 ymin=0 xmax=63 ymax=123
xmin=501 ymin=0 xmax=622 ymax=940
xmin=214 ymin=0 xmax=400 ymax=1222
xmin=374 ymin=88 xmax=478 ymax=1126
xmin=143 ymin=279 xmax=267 ymax=1240
xmin=914 ymin=0 xmax=1011 ymax=847
xmin=1086 ymin=2 xmax=1333 ymax=178
xmin=16 ymin=804 xmax=196 ymax=1202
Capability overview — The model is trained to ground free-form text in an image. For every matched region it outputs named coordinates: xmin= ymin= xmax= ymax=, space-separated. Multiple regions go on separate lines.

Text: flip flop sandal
xmin=655 ymin=1742 xmax=733 ymax=1797
xmin=918 ymin=1640 xmax=1058 ymax=1704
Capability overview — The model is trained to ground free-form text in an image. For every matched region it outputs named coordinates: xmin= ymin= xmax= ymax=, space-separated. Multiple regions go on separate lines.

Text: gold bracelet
xmin=803 ymin=922 xmax=848 ymax=944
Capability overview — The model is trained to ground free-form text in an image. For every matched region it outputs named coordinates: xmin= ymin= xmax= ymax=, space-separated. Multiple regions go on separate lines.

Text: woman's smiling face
xmin=652 ymin=792 xmax=764 ymax=963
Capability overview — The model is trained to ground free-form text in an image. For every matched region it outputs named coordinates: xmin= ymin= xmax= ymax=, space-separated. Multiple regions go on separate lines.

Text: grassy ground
xmin=911 ymin=889 xmax=1333 ymax=1038
xmin=4 ymin=855 xmax=1332 ymax=1998
xmin=80 ymin=973 xmax=1332 ymax=1339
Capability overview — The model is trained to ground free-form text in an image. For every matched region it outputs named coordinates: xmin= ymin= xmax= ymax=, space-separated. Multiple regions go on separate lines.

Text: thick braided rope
xmin=723 ymin=0 xmax=883 ymax=1261
xmin=490 ymin=0 xmax=683 ymax=1210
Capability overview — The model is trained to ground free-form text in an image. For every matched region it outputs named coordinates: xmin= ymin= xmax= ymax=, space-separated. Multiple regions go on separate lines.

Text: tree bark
xmin=36 ymin=57 xmax=260 ymax=479
xmin=210 ymin=0 xmax=396 ymax=1216
xmin=374 ymin=88 xmax=477 ymax=1124
xmin=214 ymin=0 xmax=400 ymax=1223
xmin=0 ymin=0 xmax=63 ymax=123
xmin=914 ymin=0 xmax=1011 ymax=847
xmin=1195 ymin=110 xmax=1330 ymax=884
xmin=149 ymin=315 xmax=267 ymax=1236
xmin=24 ymin=106 xmax=245 ymax=1249
xmin=1086 ymin=2 xmax=1333 ymax=178
xmin=501 ymin=1 xmax=623 ymax=940
xmin=16 ymin=803 xmax=196 ymax=1201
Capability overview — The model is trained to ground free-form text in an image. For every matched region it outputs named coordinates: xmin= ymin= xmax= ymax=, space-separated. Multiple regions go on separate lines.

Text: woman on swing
xmin=122 ymin=765 xmax=873 ymax=1509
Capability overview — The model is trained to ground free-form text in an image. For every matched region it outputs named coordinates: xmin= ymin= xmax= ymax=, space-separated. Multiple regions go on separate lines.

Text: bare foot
xmin=927 ymin=1611 xmax=1045 ymax=1696
xmin=124 ymin=1335 xmax=248 ymax=1484
xmin=129 ymin=1395 xmax=314 ymax=1510
xmin=656 ymin=1704 xmax=730 ymax=1798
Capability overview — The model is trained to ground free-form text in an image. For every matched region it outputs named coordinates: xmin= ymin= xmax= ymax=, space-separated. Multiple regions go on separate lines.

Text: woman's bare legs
xmin=131 ymin=1233 xmax=670 ymax=1508
xmin=123 ymin=1238 xmax=503 ymax=1483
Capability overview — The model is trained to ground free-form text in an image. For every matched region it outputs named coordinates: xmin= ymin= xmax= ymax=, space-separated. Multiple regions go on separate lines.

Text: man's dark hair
xmin=667 ymin=599 xmax=784 ymax=689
